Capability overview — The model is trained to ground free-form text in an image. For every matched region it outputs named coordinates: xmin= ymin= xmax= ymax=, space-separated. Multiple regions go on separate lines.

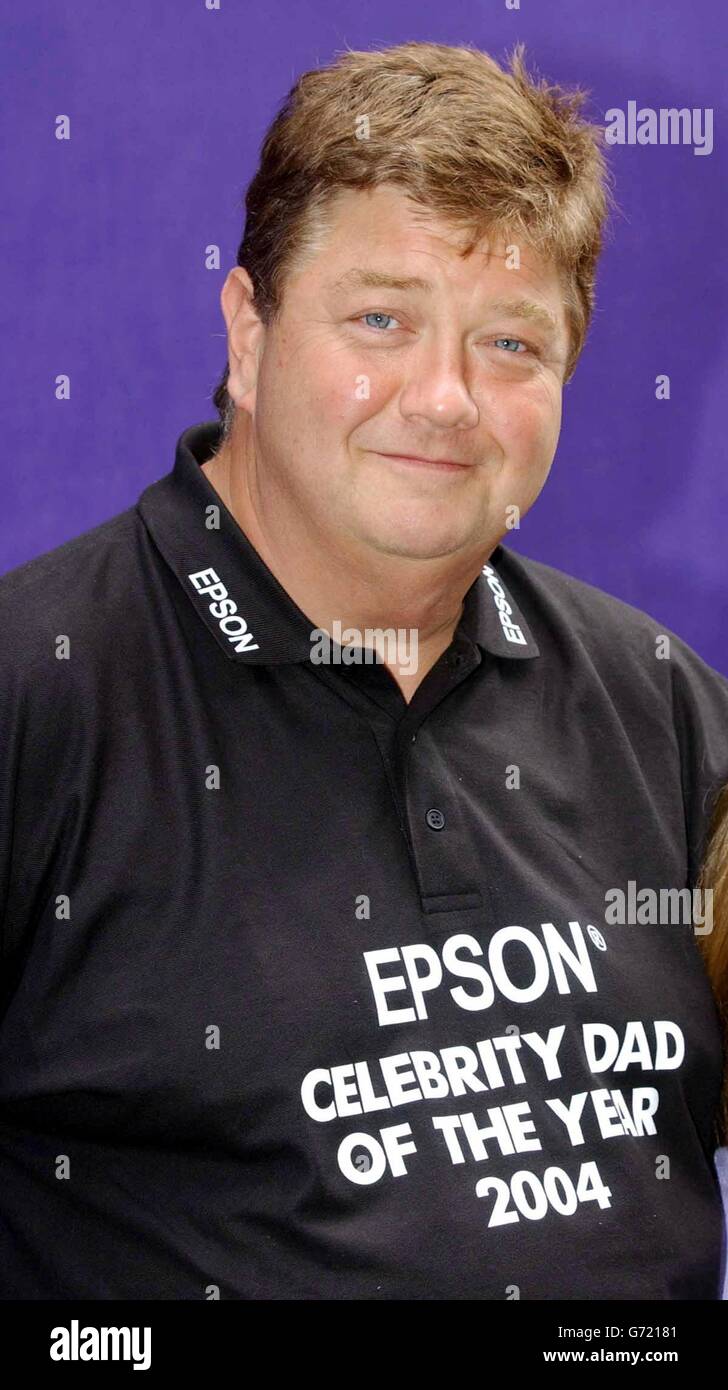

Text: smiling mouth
xmin=374 ymin=452 xmax=472 ymax=473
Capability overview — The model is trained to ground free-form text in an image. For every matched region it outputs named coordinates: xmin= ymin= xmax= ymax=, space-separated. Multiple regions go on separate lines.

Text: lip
xmin=375 ymin=452 xmax=472 ymax=472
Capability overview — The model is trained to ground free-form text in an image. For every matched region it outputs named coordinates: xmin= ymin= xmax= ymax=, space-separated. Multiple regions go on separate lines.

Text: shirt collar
xmin=136 ymin=421 xmax=540 ymax=665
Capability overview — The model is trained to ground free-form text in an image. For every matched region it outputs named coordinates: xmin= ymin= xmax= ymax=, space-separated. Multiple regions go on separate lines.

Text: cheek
xmin=306 ymin=351 xmax=392 ymax=434
xmin=495 ymin=381 xmax=561 ymax=463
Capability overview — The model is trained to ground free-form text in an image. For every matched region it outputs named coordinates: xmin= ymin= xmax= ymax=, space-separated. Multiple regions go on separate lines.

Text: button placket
xmin=401 ymin=720 xmax=483 ymax=913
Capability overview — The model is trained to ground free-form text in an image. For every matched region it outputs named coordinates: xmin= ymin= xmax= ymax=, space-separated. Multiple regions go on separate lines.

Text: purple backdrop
xmin=2 ymin=0 xmax=727 ymax=670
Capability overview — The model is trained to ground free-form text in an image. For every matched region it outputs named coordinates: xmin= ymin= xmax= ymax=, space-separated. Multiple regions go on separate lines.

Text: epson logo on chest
xmin=482 ymin=564 xmax=527 ymax=645
xmin=187 ymin=567 xmax=260 ymax=653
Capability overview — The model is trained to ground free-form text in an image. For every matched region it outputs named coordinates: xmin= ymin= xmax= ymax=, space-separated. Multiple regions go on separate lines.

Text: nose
xmin=398 ymin=337 xmax=480 ymax=431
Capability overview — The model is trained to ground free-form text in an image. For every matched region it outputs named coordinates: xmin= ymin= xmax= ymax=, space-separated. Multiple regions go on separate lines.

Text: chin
xmin=365 ymin=525 xmax=474 ymax=561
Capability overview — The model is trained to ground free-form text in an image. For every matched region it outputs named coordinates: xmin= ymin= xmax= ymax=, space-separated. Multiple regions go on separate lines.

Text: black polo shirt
xmin=1 ymin=420 xmax=728 ymax=1301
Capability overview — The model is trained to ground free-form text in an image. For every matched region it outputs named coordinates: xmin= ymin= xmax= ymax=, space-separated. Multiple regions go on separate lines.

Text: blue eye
xmin=361 ymin=312 xmax=400 ymax=331
xmin=494 ymin=337 xmax=526 ymax=353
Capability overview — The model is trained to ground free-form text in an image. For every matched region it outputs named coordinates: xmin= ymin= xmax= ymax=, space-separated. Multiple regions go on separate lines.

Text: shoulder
xmin=497 ymin=543 xmax=728 ymax=697
xmin=498 ymin=544 xmax=675 ymax=646
xmin=0 ymin=507 xmax=160 ymax=751
xmin=497 ymin=546 xmax=728 ymax=847
xmin=0 ymin=507 xmax=145 ymax=671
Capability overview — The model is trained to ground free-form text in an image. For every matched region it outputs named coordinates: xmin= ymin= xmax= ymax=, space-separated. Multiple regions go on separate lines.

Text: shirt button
xmin=426 ymin=808 xmax=446 ymax=831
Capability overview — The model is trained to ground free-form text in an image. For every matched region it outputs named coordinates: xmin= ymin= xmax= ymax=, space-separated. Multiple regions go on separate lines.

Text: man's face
xmin=231 ymin=183 xmax=570 ymax=564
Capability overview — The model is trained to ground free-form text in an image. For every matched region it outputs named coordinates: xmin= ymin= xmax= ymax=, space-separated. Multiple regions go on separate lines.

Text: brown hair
xmin=212 ymin=39 xmax=615 ymax=435
xmin=697 ymin=783 xmax=728 ymax=1148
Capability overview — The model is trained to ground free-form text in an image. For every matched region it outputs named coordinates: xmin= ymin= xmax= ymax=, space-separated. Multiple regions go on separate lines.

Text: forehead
xmin=299 ymin=184 xmax=567 ymax=318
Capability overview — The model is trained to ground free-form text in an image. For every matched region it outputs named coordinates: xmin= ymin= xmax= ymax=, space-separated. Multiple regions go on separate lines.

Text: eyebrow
xmin=328 ymin=270 xmax=561 ymax=337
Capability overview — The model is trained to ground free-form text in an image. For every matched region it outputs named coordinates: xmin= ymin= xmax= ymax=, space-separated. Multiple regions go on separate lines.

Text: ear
xmin=220 ymin=267 xmax=266 ymax=415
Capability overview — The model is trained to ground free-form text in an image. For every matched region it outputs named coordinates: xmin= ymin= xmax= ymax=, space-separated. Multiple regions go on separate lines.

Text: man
xmin=1 ymin=40 xmax=727 ymax=1300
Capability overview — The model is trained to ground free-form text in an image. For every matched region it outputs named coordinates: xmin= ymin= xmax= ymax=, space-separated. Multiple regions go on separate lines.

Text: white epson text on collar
xmin=187 ymin=567 xmax=260 ymax=653
xmin=482 ymin=563 xmax=527 ymax=645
